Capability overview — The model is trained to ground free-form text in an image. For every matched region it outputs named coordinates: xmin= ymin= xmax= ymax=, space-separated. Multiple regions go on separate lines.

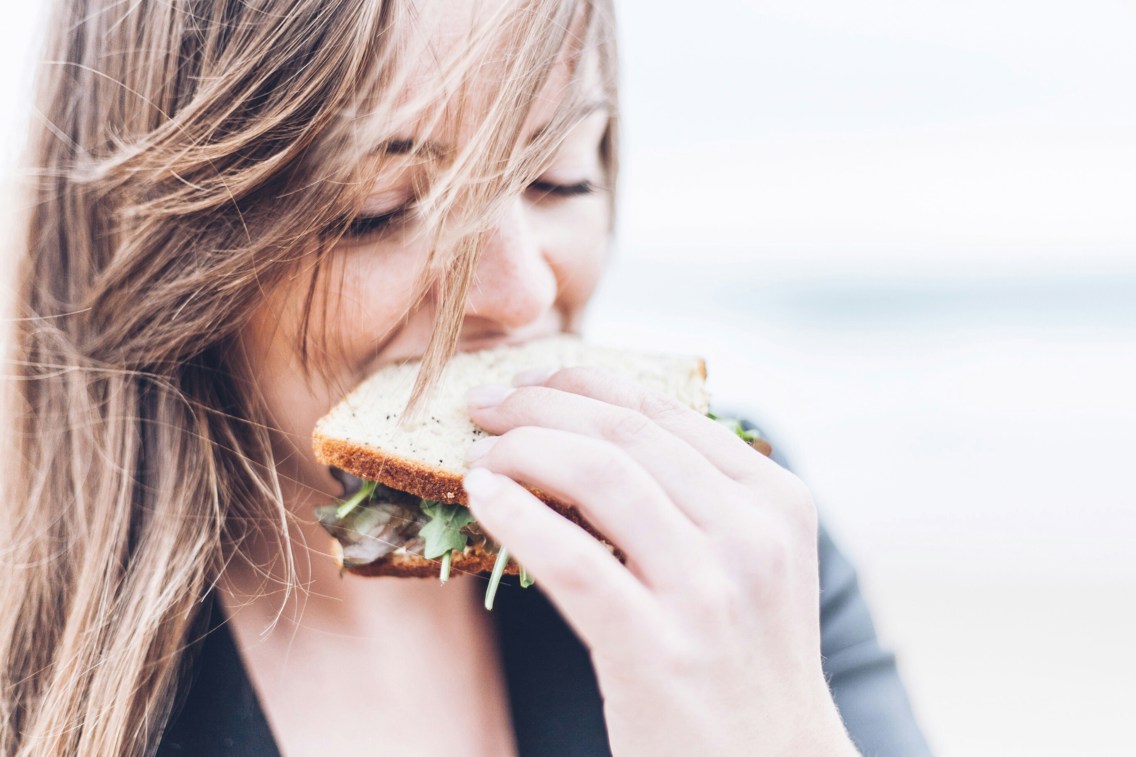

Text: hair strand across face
xmin=0 ymin=1 xmax=618 ymax=754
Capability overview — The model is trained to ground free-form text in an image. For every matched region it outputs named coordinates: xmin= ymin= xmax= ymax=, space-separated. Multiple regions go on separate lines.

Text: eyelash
xmin=341 ymin=180 xmax=596 ymax=240
xmin=527 ymin=179 xmax=597 ymax=198
xmin=343 ymin=206 xmax=411 ymax=239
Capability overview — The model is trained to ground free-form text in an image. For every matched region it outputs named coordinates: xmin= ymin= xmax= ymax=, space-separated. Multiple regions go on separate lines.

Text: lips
xmin=456 ymin=314 xmax=565 ymax=354
xmin=456 ymin=331 xmax=549 ymax=353
xmin=356 ymin=301 xmax=568 ymax=376
xmin=329 ymin=467 xmax=366 ymax=498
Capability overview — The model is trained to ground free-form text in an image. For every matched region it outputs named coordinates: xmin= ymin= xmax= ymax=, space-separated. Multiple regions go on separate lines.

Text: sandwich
xmin=311 ymin=334 xmax=768 ymax=608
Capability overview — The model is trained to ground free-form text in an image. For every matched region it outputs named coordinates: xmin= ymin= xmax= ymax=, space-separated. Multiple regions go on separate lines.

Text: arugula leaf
xmin=738 ymin=426 xmax=763 ymax=444
xmin=418 ymin=500 xmax=475 ymax=560
xmin=484 ymin=548 xmax=511 ymax=610
xmin=439 ymin=551 xmax=454 ymax=584
xmin=708 ymin=412 xmax=765 ymax=445
xmin=335 ymin=479 xmax=377 ymax=519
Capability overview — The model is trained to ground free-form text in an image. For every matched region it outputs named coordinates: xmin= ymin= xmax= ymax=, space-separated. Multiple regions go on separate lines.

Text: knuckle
xmin=589 ymin=443 xmax=636 ymax=486
xmin=756 ymin=527 xmax=793 ymax=585
xmin=667 ymin=559 xmax=740 ymax=622
xmin=743 ymin=466 xmax=818 ymax=532
xmin=603 ymin=409 xmax=656 ymax=446
xmin=779 ymin=470 xmax=812 ymax=504
xmin=655 ymin=625 xmax=703 ymax=678
xmin=736 ymin=449 xmax=780 ymax=487
xmin=637 ymin=390 xmax=685 ymax=424
xmin=720 ymin=517 xmax=796 ymax=596
xmin=778 ymin=472 xmax=819 ymax=530
xmin=684 ymin=569 xmax=744 ymax=627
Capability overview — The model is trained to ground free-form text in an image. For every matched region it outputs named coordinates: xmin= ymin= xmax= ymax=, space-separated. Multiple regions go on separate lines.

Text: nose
xmin=462 ymin=196 xmax=557 ymax=330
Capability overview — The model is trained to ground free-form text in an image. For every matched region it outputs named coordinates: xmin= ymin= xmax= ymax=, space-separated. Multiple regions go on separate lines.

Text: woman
xmin=1 ymin=1 xmax=929 ymax=755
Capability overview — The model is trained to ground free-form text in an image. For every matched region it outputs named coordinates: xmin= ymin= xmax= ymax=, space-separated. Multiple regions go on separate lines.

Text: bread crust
xmin=315 ymin=431 xmax=606 ymax=531
xmin=311 ymin=343 xmax=707 ymax=578
xmin=340 ymin=545 xmax=522 ymax=578
xmin=313 ymin=431 xmax=614 ymax=577
xmin=314 ymin=430 xmax=474 ymax=504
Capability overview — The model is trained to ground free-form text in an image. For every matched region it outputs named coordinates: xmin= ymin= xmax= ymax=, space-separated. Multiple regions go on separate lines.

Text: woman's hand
xmin=463 ymin=367 xmax=859 ymax=757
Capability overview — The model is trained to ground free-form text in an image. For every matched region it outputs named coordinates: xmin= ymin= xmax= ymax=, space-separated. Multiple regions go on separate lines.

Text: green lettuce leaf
xmin=335 ymin=479 xmax=377 ymax=519
xmin=708 ymin=412 xmax=764 ymax=444
xmin=484 ymin=548 xmax=511 ymax=610
xmin=418 ymin=500 xmax=475 ymax=560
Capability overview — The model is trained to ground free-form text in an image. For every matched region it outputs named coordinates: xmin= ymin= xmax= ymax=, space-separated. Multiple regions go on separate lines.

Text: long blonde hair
xmin=0 ymin=1 xmax=617 ymax=754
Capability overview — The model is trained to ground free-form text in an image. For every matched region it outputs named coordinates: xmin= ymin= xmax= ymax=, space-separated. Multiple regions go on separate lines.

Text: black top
xmin=156 ymin=523 xmax=930 ymax=757
xmin=158 ymin=435 xmax=932 ymax=756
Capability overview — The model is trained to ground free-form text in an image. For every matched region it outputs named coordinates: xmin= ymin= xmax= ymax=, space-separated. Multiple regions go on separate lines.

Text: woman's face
xmin=240 ymin=13 xmax=611 ymax=504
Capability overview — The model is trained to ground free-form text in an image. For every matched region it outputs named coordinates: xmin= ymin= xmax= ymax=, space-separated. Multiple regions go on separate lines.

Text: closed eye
xmin=343 ymin=205 xmax=412 ymax=239
xmin=527 ymin=179 xmax=598 ymax=198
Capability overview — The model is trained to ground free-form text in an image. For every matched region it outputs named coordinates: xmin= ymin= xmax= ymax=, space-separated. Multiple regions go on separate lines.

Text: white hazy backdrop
xmin=3 ymin=3 xmax=1134 ymax=756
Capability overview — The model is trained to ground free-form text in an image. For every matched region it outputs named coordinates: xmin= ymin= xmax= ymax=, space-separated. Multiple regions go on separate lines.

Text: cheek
xmin=238 ymin=241 xmax=429 ymax=496
xmin=239 ymin=276 xmax=343 ymax=498
xmin=544 ymin=195 xmax=610 ymax=310
xmin=314 ymin=241 xmax=428 ymax=376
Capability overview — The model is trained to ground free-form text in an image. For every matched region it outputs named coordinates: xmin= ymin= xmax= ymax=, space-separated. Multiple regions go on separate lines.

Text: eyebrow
xmin=376 ymin=138 xmax=439 ymax=156
xmin=527 ymin=101 xmax=609 ymax=144
xmin=376 ymin=102 xmax=609 ymax=157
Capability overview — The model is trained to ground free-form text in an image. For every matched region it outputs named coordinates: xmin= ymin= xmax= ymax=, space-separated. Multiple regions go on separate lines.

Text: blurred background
xmin=3 ymin=2 xmax=1133 ymax=755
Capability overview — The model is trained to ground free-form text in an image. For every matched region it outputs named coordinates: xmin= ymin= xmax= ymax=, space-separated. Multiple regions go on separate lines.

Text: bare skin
xmin=223 ymin=567 xmax=516 ymax=756
xmin=224 ymin=3 xmax=605 ymax=753
xmin=464 ymin=368 xmax=860 ymax=756
xmin=225 ymin=0 xmax=858 ymax=754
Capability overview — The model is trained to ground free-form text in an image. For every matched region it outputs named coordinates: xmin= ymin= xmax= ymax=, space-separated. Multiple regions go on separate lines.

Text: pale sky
xmin=2 ymin=6 xmax=1133 ymax=754
xmin=4 ymin=2 xmax=1134 ymax=278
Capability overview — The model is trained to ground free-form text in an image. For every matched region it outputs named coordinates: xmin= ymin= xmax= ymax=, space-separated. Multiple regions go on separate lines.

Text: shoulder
xmin=158 ymin=598 xmax=279 ymax=756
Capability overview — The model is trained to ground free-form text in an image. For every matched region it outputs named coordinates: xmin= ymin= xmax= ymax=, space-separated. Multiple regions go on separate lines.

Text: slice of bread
xmin=312 ymin=334 xmax=709 ymax=577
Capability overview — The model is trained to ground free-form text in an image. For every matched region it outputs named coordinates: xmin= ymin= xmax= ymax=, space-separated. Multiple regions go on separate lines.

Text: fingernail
xmin=467 ymin=384 xmax=514 ymax=409
xmin=463 ymin=467 xmax=500 ymax=502
xmin=512 ymin=366 xmax=557 ymax=387
xmin=465 ymin=435 xmax=499 ymax=464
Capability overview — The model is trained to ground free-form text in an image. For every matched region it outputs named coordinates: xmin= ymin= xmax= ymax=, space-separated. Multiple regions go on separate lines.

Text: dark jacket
xmin=159 ymin=429 xmax=932 ymax=756
xmin=156 ymin=521 xmax=930 ymax=756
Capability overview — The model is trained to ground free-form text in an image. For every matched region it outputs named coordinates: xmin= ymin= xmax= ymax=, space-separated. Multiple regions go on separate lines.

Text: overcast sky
xmin=4 ymin=2 xmax=1134 ymax=280
xmin=614 ymin=0 xmax=1136 ymax=278
xmin=2 ymin=8 xmax=1132 ymax=753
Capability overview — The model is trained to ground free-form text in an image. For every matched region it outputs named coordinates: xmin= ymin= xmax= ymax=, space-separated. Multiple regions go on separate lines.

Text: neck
xmin=218 ymin=479 xmax=478 ymax=636
xmin=214 ymin=476 xmax=519 ymax=757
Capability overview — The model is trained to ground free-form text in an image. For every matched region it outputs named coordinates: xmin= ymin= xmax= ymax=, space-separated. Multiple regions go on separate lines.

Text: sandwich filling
xmin=315 ymin=414 xmax=765 ymax=610
xmin=315 ymin=481 xmax=532 ymax=609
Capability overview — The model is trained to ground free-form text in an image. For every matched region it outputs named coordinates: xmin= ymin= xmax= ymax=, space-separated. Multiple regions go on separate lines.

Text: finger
xmin=516 ymin=365 xmax=782 ymax=487
xmin=469 ymin=384 xmax=744 ymax=528
xmin=462 ymin=468 xmax=659 ymax=650
xmin=467 ymin=426 xmax=707 ymax=586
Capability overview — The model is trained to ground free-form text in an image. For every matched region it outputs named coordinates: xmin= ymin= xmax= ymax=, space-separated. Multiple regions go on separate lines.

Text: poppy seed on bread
xmin=312 ymin=334 xmax=709 ymax=578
